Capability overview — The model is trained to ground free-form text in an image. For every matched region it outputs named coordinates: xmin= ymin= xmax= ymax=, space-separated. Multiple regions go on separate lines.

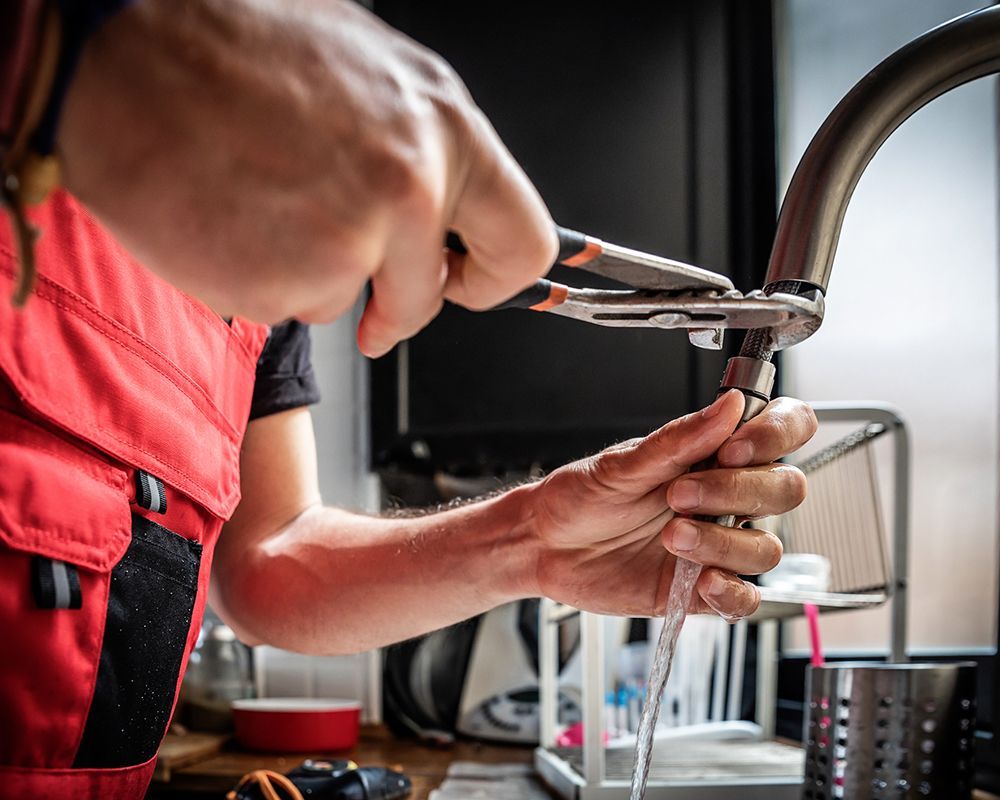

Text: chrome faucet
xmin=713 ymin=4 xmax=1000 ymax=445
xmin=765 ymin=4 xmax=1000 ymax=296
xmin=728 ymin=3 xmax=1000 ymax=372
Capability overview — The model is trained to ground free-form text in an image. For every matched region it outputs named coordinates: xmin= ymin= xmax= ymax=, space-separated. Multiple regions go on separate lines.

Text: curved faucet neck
xmin=766 ymin=5 xmax=1000 ymax=293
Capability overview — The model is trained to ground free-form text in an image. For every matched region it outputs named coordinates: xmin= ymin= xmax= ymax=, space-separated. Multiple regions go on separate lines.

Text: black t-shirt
xmin=248 ymin=321 xmax=321 ymax=420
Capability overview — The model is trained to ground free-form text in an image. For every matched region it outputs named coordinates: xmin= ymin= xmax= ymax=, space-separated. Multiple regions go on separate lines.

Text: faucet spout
xmin=766 ymin=5 xmax=1000 ymax=294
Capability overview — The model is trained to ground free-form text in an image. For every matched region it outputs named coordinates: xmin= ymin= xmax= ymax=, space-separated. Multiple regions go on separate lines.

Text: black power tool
xmin=229 ymin=759 xmax=411 ymax=800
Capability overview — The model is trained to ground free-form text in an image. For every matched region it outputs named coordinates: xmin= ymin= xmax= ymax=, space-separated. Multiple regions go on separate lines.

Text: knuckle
xmin=357 ymin=134 xmax=443 ymax=218
xmin=727 ymin=469 xmax=743 ymax=500
xmin=599 ymin=438 xmax=643 ymax=462
xmin=362 ymin=140 xmax=425 ymax=205
xmin=586 ymin=452 xmax=624 ymax=493
xmin=427 ymin=72 xmax=475 ymax=144
xmin=422 ymin=52 xmax=463 ymax=92
xmin=411 ymin=43 xmax=468 ymax=100
xmin=730 ymin=471 xmax=763 ymax=516
xmin=715 ymin=526 xmax=735 ymax=562
xmin=406 ymin=41 xmax=470 ymax=108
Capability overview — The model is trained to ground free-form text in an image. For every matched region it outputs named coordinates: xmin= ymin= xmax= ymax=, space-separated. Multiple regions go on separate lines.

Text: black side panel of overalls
xmin=73 ymin=514 xmax=202 ymax=768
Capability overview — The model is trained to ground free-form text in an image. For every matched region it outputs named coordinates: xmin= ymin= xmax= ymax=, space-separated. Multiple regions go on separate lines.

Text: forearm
xmin=212 ymin=485 xmax=541 ymax=655
xmin=215 ymin=393 xmax=816 ymax=654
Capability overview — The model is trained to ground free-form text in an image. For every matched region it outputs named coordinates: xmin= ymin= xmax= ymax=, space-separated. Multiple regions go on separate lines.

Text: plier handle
xmin=447 ymin=224 xmax=824 ymax=351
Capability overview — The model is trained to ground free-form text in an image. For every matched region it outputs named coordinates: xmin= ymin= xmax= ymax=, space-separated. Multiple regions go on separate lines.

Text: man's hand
xmin=526 ymin=390 xmax=816 ymax=620
xmin=213 ymin=394 xmax=814 ymax=655
xmin=59 ymin=0 xmax=556 ymax=353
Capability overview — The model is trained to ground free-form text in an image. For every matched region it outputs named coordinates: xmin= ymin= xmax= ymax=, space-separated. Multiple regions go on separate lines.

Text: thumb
xmin=596 ymin=390 xmax=746 ymax=491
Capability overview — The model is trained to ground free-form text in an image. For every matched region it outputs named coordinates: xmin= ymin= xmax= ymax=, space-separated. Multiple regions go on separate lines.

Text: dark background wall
xmin=369 ymin=0 xmax=777 ymax=474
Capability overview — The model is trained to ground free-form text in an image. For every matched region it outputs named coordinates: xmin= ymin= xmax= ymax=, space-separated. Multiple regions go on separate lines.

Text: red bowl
xmin=231 ymin=698 xmax=361 ymax=752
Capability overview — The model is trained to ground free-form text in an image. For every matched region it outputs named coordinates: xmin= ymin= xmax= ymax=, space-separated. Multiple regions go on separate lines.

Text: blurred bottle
xmin=181 ymin=610 xmax=255 ymax=731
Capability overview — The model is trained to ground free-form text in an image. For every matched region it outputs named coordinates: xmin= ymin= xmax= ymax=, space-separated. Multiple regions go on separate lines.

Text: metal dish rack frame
xmin=534 ymin=404 xmax=910 ymax=799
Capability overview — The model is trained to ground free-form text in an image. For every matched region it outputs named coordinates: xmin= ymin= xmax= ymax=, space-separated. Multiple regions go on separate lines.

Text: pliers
xmin=447 ymin=225 xmax=824 ymax=351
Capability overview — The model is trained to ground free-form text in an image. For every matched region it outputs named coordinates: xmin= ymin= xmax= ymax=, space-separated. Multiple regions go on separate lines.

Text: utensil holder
xmin=803 ymin=662 xmax=977 ymax=799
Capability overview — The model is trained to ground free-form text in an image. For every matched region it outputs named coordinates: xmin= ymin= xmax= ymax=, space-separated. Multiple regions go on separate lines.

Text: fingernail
xmin=672 ymin=520 xmax=700 ymax=551
xmin=670 ymin=479 xmax=702 ymax=512
xmin=702 ymin=391 xmax=733 ymax=419
xmin=721 ymin=439 xmax=754 ymax=467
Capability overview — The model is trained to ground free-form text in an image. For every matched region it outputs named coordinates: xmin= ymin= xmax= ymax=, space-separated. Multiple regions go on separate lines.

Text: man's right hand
xmin=59 ymin=0 xmax=557 ymax=354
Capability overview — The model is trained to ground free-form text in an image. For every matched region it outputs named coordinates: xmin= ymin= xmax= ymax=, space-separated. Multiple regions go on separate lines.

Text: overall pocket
xmin=0 ymin=407 xmax=130 ymax=768
xmin=73 ymin=514 xmax=202 ymax=768
xmin=0 ymin=405 xmax=204 ymax=770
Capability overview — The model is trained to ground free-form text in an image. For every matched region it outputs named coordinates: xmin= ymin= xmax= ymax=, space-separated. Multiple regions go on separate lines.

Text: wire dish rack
xmin=752 ymin=403 xmax=909 ymax=662
xmin=534 ymin=403 xmax=910 ymax=799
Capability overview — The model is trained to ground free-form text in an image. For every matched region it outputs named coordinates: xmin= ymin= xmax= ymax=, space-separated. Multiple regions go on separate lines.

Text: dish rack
xmin=534 ymin=404 xmax=910 ymax=799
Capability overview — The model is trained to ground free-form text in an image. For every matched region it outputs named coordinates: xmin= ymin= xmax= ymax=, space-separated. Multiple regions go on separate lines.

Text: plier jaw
xmin=532 ymin=284 xmax=825 ymax=351
xmin=449 ymin=225 xmax=825 ymax=351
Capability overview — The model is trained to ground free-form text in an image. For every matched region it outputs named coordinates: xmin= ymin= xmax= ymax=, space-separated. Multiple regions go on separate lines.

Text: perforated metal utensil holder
xmin=803 ymin=662 xmax=977 ymax=799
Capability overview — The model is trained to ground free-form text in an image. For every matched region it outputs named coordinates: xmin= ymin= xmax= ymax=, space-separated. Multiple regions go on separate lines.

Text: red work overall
xmin=0 ymin=190 xmax=268 ymax=797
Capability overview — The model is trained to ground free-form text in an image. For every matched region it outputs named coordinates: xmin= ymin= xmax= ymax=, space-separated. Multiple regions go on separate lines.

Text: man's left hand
xmin=524 ymin=390 xmax=817 ymax=620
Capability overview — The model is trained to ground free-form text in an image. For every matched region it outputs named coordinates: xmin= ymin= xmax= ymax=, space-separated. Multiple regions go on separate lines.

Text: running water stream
xmin=628 ymin=557 xmax=702 ymax=799
xmin=630 ymin=343 xmax=773 ymax=798
xmin=630 ymin=505 xmax=742 ymax=798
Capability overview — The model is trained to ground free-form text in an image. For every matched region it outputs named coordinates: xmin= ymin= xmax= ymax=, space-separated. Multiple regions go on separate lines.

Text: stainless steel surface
xmin=766 ymin=5 xmax=1000 ymax=293
xmin=751 ymin=588 xmax=889 ymax=622
xmin=536 ymin=746 xmax=800 ymax=800
xmin=546 ymin=286 xmax=824 ymax=350
xmin=537 ymin=739 xmax=803 ymax=799
xmin=537 ymin=742 xmax=803 ymax=800
xmin=803 ymin=662 xmax=977 ymax=799
xmin=720 ymin=357 xmax=777 ymax=401
xmin=581 ymin=240 xmax=735 ymax=293
xmin=686 ymin=327 xmax=724 ymax=350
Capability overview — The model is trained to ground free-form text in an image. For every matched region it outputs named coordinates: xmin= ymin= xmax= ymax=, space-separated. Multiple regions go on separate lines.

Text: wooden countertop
xmin=149 ymin=725 xmax=1000 ymax=799
xmin=149 ymin=725 xmax=533 ymax=799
